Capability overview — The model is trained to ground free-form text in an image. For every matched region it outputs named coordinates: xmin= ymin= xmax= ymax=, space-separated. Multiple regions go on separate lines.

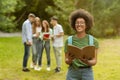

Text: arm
xmin=56 ymin=32 xmax=64 ymax=37
xmin=26 ymin=23 xmax=32 ymax=45
xmin=64 ymin=39 xmax=73 ymax=65
xmin=55 ymin=25 xmax=64 ymax=37
xmin=35 ymin=32 xmax=40 ymax=38
xmin=65 ymin=52 xmax=74 ymax=65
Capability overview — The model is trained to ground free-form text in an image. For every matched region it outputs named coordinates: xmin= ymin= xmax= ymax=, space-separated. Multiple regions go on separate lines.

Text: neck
xmin=44 ymin=27 xmax=47 ymax=32
xmin=76 ymin=32 xmax=86 ymax=38
xmin=28 ymin=18 xmax=31 ymax=21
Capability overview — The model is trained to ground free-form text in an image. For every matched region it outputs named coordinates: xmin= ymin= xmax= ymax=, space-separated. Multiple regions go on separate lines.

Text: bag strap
xmin=68 ymin=35 xmax=94 ymax=45
xmin=89 ymin=35 xmax=94 ymax=46
xmin=68 ymin=36 xmax=73 ymax=45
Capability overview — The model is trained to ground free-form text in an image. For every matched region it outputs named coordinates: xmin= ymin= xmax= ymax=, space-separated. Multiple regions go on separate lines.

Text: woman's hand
xmin=65 ymin=53 xmax=74 ymax=65
xmin=79 ymin=49 xmax=98 ymax=66
xmin=79 ymin=57 xmax=97 ymax=66
xmin=43 ymin=36 xmax=49 ymax=40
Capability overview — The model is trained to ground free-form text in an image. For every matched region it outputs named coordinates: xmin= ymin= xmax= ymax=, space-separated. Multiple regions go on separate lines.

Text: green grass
xmin=0 ymin=37 xmax=120 ymax=80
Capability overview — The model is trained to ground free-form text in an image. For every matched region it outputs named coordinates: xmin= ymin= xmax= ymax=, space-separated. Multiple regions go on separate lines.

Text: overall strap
xmin=89 ymin=35 xmax=94 ymax=46
xmin=68 ymin=36 xmax=73 ymax=45
xmin=68 ymin=35 xmax=94 ymax=45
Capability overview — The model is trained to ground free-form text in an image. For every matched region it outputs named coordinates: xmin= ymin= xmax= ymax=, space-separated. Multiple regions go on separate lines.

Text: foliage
xmin=46 ymin=0 xmax=76 ymax=35
xmin=91 ymin=0 xmax=120 ymax=37
xmin=14 ymin=0 xmax=54 ymax=30
xmin=46 ymin=0 xmax=120 ymax=37
xmin=0 ymin=0 xmax=120 ymax=37
xmin=0 ymin=0 xmax=25 ymax=32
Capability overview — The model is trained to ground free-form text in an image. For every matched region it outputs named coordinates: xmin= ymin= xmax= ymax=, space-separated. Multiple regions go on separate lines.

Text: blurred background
xmin=0 ymin=0 xmax=120 ymax=38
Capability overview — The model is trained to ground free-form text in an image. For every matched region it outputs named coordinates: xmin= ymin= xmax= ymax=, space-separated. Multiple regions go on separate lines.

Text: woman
xmin=38 ymin=20 xmax=52 ymax=71
xmin=64 ymin=9 xmax=99 ymax=80
xmin=30 ymin=17 xmax=42 ymax=70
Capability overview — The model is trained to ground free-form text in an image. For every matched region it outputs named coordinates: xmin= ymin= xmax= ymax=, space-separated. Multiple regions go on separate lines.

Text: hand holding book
xmin=65 ymin=52 xmax=75 ymax=65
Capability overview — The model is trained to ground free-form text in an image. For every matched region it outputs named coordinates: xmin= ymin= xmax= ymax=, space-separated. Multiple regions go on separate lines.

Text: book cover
xmin=67 ymin=45 xmax=96 ymax=60
xmin=43 ymin=33 xmax=50 ymax=38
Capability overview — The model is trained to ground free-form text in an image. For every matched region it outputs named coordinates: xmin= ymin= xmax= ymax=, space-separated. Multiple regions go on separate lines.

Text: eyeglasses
xmin=75 ymin=23 xmax=85 ymax=26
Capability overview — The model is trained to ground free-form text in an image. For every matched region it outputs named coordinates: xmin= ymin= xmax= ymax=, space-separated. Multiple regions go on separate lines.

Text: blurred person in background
xmin=22 ymin=13 xmax=35 ymax=72
xmin=37 ymin=20 xmax=52 ymax=71
xmin=30 ymin=17 xmax=42 ymax=70
xmin=50 ymin=16 xmax=64 ymax=72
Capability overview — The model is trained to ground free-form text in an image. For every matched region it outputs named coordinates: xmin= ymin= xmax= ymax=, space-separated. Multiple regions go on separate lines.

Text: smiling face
xmin=75 ymin=18 xmax=86 ymax=33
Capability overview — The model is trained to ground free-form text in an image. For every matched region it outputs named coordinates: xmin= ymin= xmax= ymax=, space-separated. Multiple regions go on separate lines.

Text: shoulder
xmin=25 ymin=19 xmax=30 ymax=23
xmin=92 ymin=36 xmax=98 ymax=43
xmin=56 ymin=24 xmax=63 ymax=32
xmin=23 ymin=20 xmax=30 ymax=25
xmin=68 ymin=35 xmax=73 ymax=40
xmin=66 ymin=35 xmax=74 ymax=43
xmin=65 ymin=36 xmax=72 ymax=42
xmin=56 ymin=24 xmax=62 ymax=28
xmin=88 ymin=34 xmax=98 ymax=42
xmin=90 ymin=35 xmax=99 ymax=48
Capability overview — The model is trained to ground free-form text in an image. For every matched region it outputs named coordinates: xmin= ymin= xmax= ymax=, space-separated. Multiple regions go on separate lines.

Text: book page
xmin=82 ymin=46 xmax=96 ymax=60
xmin=67 ymin=45 xmax=83 ymax=59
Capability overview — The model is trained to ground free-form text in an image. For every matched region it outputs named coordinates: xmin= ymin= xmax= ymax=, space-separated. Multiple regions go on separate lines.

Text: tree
xmin=1 ymin=0 xmax=120 ymax=37
xmin=46 ymin=0 xmax=120 ymax=37
xmin=0 ymin=0 xmax=25 ymax=32
xmin=91 ymin=0 xmax=120 ymax=37
xmin=14 ymin=0 xmax=54 ymax=30
xmin=46 ymin=0 xmax=76 ymax=35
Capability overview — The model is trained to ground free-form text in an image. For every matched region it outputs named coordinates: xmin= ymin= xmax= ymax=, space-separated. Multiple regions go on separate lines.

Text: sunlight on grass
xmin=0 ymin=37 xmax=120 ymax=80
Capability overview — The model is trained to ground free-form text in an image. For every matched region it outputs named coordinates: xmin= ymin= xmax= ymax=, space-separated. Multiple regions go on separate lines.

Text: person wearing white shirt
xmin=50 ymin=16 xmax=64 ymax=72
xmin=30 ymin=17 xmax=42 ymax=70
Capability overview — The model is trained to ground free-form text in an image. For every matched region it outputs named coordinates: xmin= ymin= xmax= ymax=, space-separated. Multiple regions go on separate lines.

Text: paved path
xmin=0 ymin=31 xmax=21 ymax=37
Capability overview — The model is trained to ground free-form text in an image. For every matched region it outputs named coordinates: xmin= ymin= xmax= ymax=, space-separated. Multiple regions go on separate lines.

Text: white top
xmin=33 ymin=27 xmax=42 ymax=37
xmin=53 ymin=24 xmax=64 ymax=47
xmin=36 ymin=27 xmax=42 ymax=33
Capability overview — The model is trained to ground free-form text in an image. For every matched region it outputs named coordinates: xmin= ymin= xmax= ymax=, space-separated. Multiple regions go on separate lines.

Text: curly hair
xmin=69 ymin=9 xmax=94 ymax=32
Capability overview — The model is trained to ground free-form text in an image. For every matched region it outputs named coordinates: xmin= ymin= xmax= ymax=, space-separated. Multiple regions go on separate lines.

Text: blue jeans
xmin=39 ymin=40 xmax=51 ymax=67
xmin=66 ymin=66 xmax=94 ymax=80
xmin=23 ymin=43 xmax=31 ymax=68
xmin=31 ymin=38 xmax=38 ymax=64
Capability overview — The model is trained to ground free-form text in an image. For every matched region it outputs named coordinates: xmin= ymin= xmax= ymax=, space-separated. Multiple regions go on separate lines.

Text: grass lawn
xmin=0 ymin=37 xmax=120 ymax=80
